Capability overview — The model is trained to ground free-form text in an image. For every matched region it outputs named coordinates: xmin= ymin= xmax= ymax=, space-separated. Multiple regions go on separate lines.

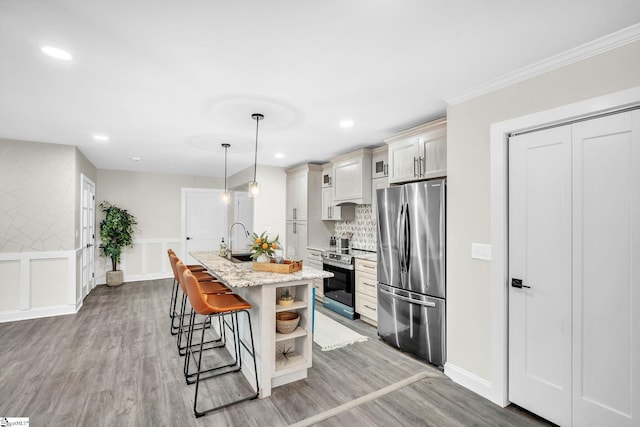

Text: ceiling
xmin=1 ymin=1 xmax=639 ymax=178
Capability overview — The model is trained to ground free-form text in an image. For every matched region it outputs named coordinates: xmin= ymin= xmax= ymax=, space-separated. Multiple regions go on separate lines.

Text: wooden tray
xmin=252 ymin=259 xmax=303 ymax=274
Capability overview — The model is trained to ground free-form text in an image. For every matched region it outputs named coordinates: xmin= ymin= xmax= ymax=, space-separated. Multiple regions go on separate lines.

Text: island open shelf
xmin=189 ymin=251 xmax=332 ymax=398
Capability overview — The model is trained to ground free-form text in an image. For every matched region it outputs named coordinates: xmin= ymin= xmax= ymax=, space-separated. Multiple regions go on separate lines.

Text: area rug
xmin=313 ymin=311 xmax=368 ymax=351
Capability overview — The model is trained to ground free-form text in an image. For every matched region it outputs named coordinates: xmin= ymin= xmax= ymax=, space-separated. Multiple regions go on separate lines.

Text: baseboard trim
xmin=96 ymin=272 xmax=173 ymax=285
xmin=444 ymin=362 xmax=500 ymax=406
xmin=0 ymin=305 xmax=77 ymax=324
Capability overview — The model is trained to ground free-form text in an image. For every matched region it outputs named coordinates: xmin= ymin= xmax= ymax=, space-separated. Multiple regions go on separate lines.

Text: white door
xmin=81 ymin=175 xmax=96 ymax=299
xmin=509 ymin=110 xmax=640 ymax=426
xmin=508 ymin=125 xmax=573 ymax=426
xmin=182 ymin=188 xmax=228 ymax=264
xmin=233 ymin=191 xmax=253 ymax=252
xmin=571 ymin=111 xmax=639 ymax=427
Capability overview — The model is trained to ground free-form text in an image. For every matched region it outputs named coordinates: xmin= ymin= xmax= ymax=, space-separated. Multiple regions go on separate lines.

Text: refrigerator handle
xmin=380 ymin=287 xmax=436 ymax=307
xmin=398 ymin=204 xmax=406 ymax=272
xmin=405 ymin=203 xmax=411 ymax=271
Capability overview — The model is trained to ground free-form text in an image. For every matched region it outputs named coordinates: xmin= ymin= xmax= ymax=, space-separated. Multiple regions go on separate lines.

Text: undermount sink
xmin=223 ymin=253 xmax=254 ymax=263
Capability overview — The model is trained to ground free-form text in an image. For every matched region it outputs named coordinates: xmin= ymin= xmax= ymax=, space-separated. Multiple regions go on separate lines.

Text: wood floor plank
xmin=0 ymin=278 xmax=551 ymax=426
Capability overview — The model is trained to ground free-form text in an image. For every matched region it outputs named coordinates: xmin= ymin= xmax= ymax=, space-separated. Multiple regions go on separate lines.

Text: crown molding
xmin=444 ymin=23 xmax=640 ymax=106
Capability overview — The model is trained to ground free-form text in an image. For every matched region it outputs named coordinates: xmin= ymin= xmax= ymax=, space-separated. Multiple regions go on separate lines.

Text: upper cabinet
xmin=321 ymin=163 xmax=333 ymax=188
xmin=371 ymin=146 xmax=389 ymax=179
xmin=320 ymin=162 xmax=354 ymax=221
xmin=286 ymin=165 xmax=317 ymax=221
xmin=331 ymin=149 xmax=372 ymax=205
xmin=385 ymin=117 xmax=447 ymax=184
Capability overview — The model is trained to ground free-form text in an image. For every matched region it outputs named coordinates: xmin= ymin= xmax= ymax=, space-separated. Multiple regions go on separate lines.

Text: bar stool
xmin=167 ymin=248 xmax=211 ymax=334
xmin=168 ymin=251 xmax=222 ymax=335
xmin=173 ymin=257 xmax=231 ymax=356
xmin=182 ymin=269 xmax=259 ymax=417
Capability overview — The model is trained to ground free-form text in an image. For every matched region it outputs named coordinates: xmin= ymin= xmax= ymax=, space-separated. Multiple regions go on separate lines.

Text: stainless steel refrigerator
xmin=376 ymin=179 xmax=446 ymax=366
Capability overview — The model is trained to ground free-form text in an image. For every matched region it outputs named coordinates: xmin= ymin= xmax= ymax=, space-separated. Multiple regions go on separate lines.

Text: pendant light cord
xmin=253 ymin=115 xmax=259 ymax=182
xmin=224 ymin=145 xmax=228 ymax=191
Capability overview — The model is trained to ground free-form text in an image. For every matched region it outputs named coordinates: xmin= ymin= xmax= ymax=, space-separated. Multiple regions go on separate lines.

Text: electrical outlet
xmin=471 ymin=243 xmax=492 ymax=261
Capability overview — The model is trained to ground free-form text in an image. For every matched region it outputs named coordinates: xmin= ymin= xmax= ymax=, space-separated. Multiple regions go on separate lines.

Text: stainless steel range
xmin=321 ymin=248 xmax=373 ymax=320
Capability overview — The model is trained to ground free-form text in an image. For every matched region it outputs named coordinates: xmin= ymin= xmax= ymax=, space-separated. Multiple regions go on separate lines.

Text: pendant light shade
xmin=221 ymin=143 xmax=231 ymax=204
xmin=248 ymin=113 xmax=263 ymax=197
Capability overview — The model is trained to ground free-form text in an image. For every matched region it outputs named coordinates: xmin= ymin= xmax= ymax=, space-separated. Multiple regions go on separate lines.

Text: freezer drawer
xmin=377 ymin=283 xmax=445 ymax=366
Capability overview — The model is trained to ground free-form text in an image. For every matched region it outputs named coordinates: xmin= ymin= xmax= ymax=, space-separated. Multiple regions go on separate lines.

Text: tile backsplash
xmin=334 ymin=205 xmax=377 ymax=251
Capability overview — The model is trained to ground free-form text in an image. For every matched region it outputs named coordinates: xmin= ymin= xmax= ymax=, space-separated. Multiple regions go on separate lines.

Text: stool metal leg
xmin=184 ymin=312 xmax=239 ymax=384
xmin=193 ymin=309 xmax=260 ymax=418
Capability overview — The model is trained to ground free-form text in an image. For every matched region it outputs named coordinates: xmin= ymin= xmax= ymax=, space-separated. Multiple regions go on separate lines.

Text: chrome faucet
xmin=228 ymin=222 xmax=251 ymax=256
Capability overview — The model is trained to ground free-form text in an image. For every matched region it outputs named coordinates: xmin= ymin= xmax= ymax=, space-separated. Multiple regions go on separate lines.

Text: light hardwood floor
xmin=0 ymin=279 xmax=552 ymax=426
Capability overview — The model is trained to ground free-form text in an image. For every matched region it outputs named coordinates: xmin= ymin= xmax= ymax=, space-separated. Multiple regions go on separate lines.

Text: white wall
xmin=94 ymin=170 xmax=223 ymax=281
xmin=229 ymin=164 xmax=287 ymax=247
xmin=0 ymin=140 xmax=97 ymax=322
xmin=445 ymin=40 xmax=640 ymax=393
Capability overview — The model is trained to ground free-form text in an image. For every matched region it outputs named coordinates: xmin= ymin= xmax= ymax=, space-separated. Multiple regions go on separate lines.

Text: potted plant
xmin=250 ymin=231 xmax=280 ymax=262
xmin=278 ymin=287 xmax=294 ymax=307
xmin=99 ymin=201 xmax=137 ymax=287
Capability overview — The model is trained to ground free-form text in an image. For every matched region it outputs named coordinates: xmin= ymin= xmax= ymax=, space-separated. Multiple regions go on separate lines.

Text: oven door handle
xmin=380 ymin=287 xmax=436 ymax=307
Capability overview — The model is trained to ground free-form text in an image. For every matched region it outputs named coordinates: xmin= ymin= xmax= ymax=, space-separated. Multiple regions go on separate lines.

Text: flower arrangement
xmin=250 ymin=231 xmax=280 ymax=260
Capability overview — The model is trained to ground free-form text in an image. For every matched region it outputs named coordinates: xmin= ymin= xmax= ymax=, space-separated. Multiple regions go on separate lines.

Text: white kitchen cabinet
xmin=355 ymin=258 xmax=378 ymax=325
xmin=372 ymin=146 xmax=389 ymax=179
xmin=332 ymin=149 xmax=372 ymax=205
xmin=386 ymin=117 xmax=447 ymax=184
xmin=286 ymin=169 xmax=308 ymax=221
xmin=285 ymin=221 xmax=307 ymax=262
xmin=321 ymin=163 xmax=333 ymax=188
xmin=285 ymin=164 xmax=331 ymax=264
xmin=305 ymin=248 xmax=324 ymax=300
xmin=321 ymin=186 xmax=354 ymax=221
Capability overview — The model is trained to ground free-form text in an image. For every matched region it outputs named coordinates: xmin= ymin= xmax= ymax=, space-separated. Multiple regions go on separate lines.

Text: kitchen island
xmin=190 ymin=251 xmax=331 ymax=398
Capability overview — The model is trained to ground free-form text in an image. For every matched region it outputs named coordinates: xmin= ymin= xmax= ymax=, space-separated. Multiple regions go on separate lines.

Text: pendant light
xmin=221 ymin=143 xmax=231 ymax=204
xmin=248 ymin=113 xmax=263 ymax=197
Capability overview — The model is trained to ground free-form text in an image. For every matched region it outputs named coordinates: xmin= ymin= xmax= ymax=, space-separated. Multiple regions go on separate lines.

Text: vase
xmin=106 ymin=270 xmax=124 ymax=287
xmin=257 ymin=253 xmax=270 ymax=263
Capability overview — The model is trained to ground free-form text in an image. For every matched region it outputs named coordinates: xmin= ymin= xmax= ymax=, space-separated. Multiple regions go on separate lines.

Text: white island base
xmin=190 ymin=251 xmax=329 ymax=398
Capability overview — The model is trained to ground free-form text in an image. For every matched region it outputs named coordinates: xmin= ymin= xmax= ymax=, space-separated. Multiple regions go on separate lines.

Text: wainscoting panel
xmin=0 ymin=250 xmax=78 ymax=323
xmin=96 ymin=238 xmax=181 ymax=284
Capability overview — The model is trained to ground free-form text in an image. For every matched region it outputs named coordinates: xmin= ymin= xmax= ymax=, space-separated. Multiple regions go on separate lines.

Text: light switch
xmin=471 ymin=243 xmax=492 ymax=261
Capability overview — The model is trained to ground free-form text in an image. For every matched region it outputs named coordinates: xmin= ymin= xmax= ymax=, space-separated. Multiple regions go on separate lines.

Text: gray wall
xmin=446 ymin=40 xmax=640 ymax=381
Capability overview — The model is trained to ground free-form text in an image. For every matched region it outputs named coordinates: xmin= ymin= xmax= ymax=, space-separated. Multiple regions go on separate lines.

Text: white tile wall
xmin=334 ymin=205 xmax=376 ymax=251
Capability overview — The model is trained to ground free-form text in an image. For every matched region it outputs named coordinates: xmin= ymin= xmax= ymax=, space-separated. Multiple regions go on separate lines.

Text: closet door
xmin=571 ymin=110 xmax=639 ymax=426
xmin=508 ymin=125 xmax=573 ymax=426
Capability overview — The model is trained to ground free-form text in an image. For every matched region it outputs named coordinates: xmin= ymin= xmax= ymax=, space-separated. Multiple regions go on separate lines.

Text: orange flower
xmin=262 ymin=243 xmax=268 ymax=250
xmin=255 ymin=238 xmax=262 ymax=244
xmin=271 ymin=242 xmax=277 ymax=249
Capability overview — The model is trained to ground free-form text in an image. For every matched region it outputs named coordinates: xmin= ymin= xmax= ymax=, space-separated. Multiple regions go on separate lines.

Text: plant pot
xmin=106 ymin=270 xmax=124 ymax=287
xmin=279 ymin=297 xmax=294 ymax=307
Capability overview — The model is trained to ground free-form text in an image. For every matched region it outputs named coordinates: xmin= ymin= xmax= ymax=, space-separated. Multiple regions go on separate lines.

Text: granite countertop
xmin=190 ymin=251 xmax=332 ymax=288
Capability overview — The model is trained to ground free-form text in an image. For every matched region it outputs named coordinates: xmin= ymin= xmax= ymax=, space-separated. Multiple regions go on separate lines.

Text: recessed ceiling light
xmin=41 ymin=46 xmax=73 ymax=61
xmin=131 ymin=156 xmax=141 ymax=162
xmin=339 ymin=119 xmax=354 ymax=128
xmin=93 ymin=134 xmax=109 ymax=142
xmin=274 ymin=153 xmax=285 ymax=159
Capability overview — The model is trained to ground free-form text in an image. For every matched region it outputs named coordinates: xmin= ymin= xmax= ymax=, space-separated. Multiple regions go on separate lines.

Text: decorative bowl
xmin=276 ymin=311 xmax=300 ymax=334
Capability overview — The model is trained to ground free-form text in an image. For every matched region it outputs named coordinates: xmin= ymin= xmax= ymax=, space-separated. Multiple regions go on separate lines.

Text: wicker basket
xmin=276 ymin=311 xmax=300 ymax=334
